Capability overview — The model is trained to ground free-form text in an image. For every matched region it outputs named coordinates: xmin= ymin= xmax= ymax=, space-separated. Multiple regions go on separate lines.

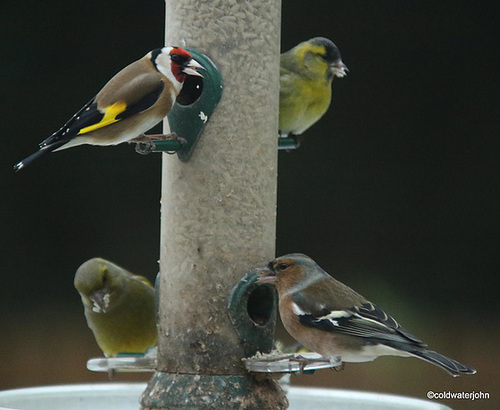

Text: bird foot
xmin=130 ymin=132 xmax=183 ymax=155
xmin=290 ymin=135 xmax=302 ymax=149
xmin=295 ymin=355 xmax=332 ymax=374
xmin=107 ymin=368 xmax=115 ymax=380
xmin=139 ymin=132 xmax=179 ymax=141
xmin=331 ymin=361 xmax=345 ymax=372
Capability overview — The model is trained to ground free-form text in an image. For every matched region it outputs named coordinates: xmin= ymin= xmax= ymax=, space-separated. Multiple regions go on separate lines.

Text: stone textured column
xmin=141 ymin=0 xmax=286 ymax=408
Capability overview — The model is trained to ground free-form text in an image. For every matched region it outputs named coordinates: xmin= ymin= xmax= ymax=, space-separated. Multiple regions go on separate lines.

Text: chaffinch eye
xmin=278 ymin=263 xmax=290 ymax=271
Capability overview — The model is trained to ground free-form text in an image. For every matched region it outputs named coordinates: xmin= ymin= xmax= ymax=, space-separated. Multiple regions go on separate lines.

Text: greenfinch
xmin=74 ymin=257 xmax=157 ymax=357
xmin=279 ymin=37 xmax=348 ymax=146
xmin=258 ymin=254 xmax=476 ymax=376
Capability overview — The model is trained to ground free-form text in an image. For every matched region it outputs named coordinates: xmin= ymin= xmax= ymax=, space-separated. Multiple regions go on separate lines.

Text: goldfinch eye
xmin=171 ymin=54 xmax=181 ymax=63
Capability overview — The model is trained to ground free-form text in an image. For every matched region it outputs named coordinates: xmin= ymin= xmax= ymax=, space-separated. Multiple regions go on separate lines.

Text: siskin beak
xmin=331 ymin=61 xmax=349 ymax=78
xmin=183 ymin=58 xmax=204 ymax=78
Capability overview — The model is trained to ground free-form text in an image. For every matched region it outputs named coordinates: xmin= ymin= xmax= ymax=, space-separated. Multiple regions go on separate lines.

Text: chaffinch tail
xmin=258 ymin=253 xmax=476 ymax=377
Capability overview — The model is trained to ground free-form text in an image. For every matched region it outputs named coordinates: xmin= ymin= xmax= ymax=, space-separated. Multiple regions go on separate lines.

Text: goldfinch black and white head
xmin=279 ymin=37 xmax=348 ymax=140
xmin=14 ymin=46 xmax=203 ymax=171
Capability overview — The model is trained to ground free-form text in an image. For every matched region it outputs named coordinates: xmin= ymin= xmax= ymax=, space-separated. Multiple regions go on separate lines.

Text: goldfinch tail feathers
xmin=13 ymin=139 xmax=69 ymax=172
xmin=409 ymin=349 xmax=476 ymax=377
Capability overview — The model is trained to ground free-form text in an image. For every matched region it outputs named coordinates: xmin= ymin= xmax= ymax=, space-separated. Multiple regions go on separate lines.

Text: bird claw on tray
xmin=131 ymin=132 xmax=185 ymax=155
xmin=130 ymin=134 xmax=157 ymax=155
xmin=242 ymin=351 xmax=340 ymax=373
xmin=134 ymin=141 xmax=155 ymax=155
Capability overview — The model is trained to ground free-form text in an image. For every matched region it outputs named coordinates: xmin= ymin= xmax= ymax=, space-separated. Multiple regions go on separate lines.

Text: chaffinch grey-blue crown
xmin=258 ymin=253 xmax=476 ymax=377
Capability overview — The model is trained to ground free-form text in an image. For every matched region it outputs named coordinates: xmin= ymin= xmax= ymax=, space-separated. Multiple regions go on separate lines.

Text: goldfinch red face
xmin=170 ymin=47 xmax=204 ymax=78
xmin=154 ymin=46 xmax=203 ymax=85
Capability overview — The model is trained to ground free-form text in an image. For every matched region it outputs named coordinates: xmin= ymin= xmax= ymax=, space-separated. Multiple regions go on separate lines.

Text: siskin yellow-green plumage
xmin=279 ymin=37 xmax=348 ymax=145
xmin=74 ymin=257 xmax=157 ymax=357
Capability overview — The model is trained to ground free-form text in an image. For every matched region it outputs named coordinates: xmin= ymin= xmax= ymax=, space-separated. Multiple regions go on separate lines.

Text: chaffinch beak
xmin=256 ymin=263 xmax=277 ymax=284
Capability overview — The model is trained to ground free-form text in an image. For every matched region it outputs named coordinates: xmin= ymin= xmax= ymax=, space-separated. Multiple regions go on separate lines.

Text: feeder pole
xmin=141 ymin=0 xmax=286 ymax=408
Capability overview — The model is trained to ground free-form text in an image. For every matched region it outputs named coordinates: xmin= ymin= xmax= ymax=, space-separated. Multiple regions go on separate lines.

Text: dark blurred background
xmin=1 ymin=1 xmax=498 ymax=408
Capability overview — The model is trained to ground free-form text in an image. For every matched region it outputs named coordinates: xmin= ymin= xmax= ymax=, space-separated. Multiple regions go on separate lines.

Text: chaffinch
xmin=258 ymin=253 xmax=476 ymax=377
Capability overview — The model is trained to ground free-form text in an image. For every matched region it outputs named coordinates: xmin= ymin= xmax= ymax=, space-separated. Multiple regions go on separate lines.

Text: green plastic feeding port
xmin=229 ymin=270 xmax=341 ymax=375
xmin=148 ymin=48 xmax=223 ymax=161
xmin=229 ymin=271 xmax=342 ymax=375
xmin=228 ymin=269 xmax=277 ymax=358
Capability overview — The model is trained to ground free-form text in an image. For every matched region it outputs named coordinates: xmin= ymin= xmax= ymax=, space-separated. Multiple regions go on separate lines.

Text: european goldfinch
xmin=14 ymin=47 xmax=203 ymax=171
xmin=279 ymin=37 xmax=348 ymax=146
xmin=258 ymin=253 xmax=476 ymax=377
xmin=74 ymin=258 xmax=157 ymax=357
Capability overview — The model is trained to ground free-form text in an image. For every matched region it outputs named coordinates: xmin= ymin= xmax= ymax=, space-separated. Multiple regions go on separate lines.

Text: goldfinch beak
xmin=331 ymin=61 xmax=348 ymax=78
xmin=183 ymin=58 xmax=204 ymax=78
xmin=256 ymin=267 xmax=277 ymax=284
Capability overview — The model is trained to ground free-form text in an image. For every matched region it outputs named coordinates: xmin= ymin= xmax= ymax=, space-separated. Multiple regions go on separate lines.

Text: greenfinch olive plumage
xmin=279 ymin=37 xmax=348 ymax=141
xmin=74 ymin=258 xmax=157 ymax=357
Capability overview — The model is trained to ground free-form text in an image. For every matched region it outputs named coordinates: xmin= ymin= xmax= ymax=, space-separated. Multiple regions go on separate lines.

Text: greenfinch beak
xmin=89 ymin=288 xmax=111 ymax=313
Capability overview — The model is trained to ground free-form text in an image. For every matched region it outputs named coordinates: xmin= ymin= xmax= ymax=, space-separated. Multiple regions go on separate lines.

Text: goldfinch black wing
xmin=41 ymin=73 xmax=165 ymax=147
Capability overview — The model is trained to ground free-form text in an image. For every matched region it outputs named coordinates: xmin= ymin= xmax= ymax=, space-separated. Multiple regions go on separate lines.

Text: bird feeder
xmin=140 ymin=49 xmax=224 ymax=161
xmin=86 ymin=269 xmax=338 ymax=376
xmin=137 ymin=48 xmax=300 ymax=158
xmin=137 ymin=0 xmax=287 ymax=407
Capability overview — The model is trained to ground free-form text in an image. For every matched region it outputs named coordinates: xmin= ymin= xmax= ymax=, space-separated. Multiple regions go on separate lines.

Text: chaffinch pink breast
xmin=258 ymin=253 xmax=476 ymax=377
